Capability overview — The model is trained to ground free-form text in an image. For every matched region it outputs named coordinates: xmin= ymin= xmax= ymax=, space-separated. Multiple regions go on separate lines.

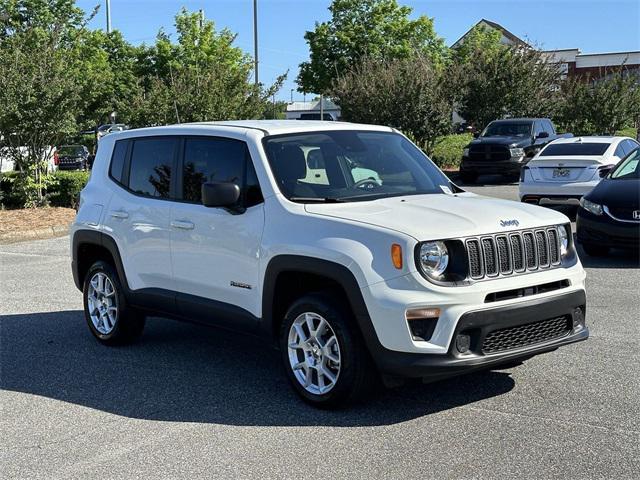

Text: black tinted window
xmin=182 ymin=137 xmax=246 ymax=203
xmin=540 ymin=143 xmax=609 ymax=156
xmin=128 ymin=138 xmax=176 ymax=198
xmin=109 ymin=140 xmax=128 ymax=184
xmin=483 ymin=122 xmax=532 ymax=137
xmin=245 ymin=159 xmax=263 ymax=208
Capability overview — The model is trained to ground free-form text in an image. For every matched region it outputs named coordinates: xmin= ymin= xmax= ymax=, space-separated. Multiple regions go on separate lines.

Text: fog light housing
xmin=406 ymin=307 xmax=440 ymax=342
xmin=455 ymin=333 xmax=471 ymax=354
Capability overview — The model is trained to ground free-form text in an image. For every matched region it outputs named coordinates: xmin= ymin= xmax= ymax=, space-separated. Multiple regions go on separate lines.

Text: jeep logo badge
xmin=500 ymin=219 xmax=520 ymax=227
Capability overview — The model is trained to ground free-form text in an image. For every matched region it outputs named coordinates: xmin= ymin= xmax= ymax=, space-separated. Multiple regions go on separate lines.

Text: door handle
xmin=171 ymin=220 xmax=195 ymax=230
xmin=110 ymin=210 xmax=129 ymax=219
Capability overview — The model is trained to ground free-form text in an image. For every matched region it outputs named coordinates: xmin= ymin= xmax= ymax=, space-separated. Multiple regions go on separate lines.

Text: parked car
xmin=96 ymin=123 xmax=129 ymax=141
xmin=0 ymin=146 xmax=57 ymax=173
xmin=576 ymin=146 xmax=640 ymax=256
xmin=56 ymin=145 xmax=91 ymax=170
xmin=519 ymin=136 xmax=639 ymax=206
xmin=71 ymin=120 xmax=588 ymax=407
xmin=460 ymin=118 xmax=572 ymax=183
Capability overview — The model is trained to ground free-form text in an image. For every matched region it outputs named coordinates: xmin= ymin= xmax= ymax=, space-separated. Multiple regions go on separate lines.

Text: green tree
xmin=0 ymin=0 xmax=92 ymax=205
xmin=297 ymin=0 xmax=446 ymax=94
xmin=129 ymin=9 xmax=285 ymax=126
xmin=331 ymin=54 xmax=452 ymax=154
xmin=456 ymin=46 xmax=563 ymax=130
xmin=556 ymin=72 xmax=640 ymax=135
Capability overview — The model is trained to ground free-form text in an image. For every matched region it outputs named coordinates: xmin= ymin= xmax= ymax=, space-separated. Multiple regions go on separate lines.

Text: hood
xmin=305 ymin=193 xmax=568 ymax=240
xmin=587 ymin=178 xmax=639 ymax=209
xmin=469 ymin=136 xmax=531 ymax=147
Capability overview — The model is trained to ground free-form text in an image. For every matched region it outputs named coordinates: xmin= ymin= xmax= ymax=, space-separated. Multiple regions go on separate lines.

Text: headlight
xmin=462 ymin=147 xmax=469 ymax=157
xmin=580 ymin=197 xmax=603 ymax=216
xmin=558 ymin=224 xmax=569 ymax=256
xmin=509 ymin=147 xmax=525 ymax=158
xmin=419 ymin=241 xmax=449 ymax=278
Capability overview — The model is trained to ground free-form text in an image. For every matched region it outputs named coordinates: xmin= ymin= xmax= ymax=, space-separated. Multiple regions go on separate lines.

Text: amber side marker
xmin=391 ymin=243 xmax=403 ymax=269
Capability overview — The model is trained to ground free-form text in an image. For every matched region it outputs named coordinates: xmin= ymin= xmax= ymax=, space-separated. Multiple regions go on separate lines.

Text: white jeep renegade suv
xmin=71 ymin=120 xmax=588 ymax=407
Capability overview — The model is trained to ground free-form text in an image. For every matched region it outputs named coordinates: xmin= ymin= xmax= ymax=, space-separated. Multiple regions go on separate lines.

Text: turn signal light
xmin=391 ymin=243 xmax=403 ymax=269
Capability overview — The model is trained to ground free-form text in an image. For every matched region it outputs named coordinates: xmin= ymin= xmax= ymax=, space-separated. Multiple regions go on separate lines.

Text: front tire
xmin=280 ymin=293 xmax=377 ymax=408
xmin=83 ymin=261 xmax=145 ymax=345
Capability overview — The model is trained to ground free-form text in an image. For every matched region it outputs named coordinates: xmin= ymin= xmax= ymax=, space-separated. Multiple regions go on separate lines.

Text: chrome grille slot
xmin=536 ymin=230 xmax=550 ymax=267
xmin=523 ymin=232 xmax=537 ymax=270
xmin=482 ymin=238 xmax=498 ymax=276
xmin=510 ymin=234 xmax=525 ymax=272
xmin=547 ymin=228 xmax=560 ymax=265
xmin=466 ymin=239 xmax=483 ymax=279
xmin=496 ymin=235 xmax=512 ymax=274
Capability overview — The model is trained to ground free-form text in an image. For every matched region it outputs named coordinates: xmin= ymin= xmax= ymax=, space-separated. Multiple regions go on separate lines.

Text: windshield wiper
xmin=289 ymin=197 xmax=345 ymax=203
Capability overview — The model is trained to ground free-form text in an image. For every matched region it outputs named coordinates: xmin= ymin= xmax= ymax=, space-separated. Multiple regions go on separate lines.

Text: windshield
xmin=57 ymin=145 xmax=84 ymax=155
xmin=610 ymin=148 xmax=640 ymax=179
xmin=540 ymin=143 xmax=609 ymax=156
xmin=263 ymin=130 xmax=452 ymax=202
xmin=482 ymin=122 xmax=532 ymax=137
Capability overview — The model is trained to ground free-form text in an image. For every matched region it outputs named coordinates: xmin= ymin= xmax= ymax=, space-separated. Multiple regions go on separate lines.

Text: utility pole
xmin=106 ymin=0 xmax=112 ymax=33
xmin=253 ymin=0 xmax=259 ymax=87
xmin=290 ymin=89 xmax=294 ymax=104
xmin=320 ymin=94 xmax=324 ymax=121
xmin=198 ymin=9 xmax=204 ymax=29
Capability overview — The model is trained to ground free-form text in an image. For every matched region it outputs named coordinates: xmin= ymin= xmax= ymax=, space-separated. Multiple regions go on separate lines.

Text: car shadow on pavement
xmin=1 ymin=310 xmax=515 ymax=426
xmin=577 ymin=245 xmax=640 ymax=269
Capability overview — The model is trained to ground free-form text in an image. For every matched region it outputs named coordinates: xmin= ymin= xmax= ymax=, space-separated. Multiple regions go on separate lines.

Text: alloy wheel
xmin=287 ymin=312 xmax=341 ymax=395
xmin=87 ymin=272 xmax=118 ymax=335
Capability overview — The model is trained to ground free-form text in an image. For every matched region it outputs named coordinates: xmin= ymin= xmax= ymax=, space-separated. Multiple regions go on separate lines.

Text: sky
xmin=77 ymin=0 xmax=640 ymax=100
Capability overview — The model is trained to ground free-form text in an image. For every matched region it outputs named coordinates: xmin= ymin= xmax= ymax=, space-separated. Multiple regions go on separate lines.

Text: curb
xmin=0 ymin=224 xmax=70 ymax=244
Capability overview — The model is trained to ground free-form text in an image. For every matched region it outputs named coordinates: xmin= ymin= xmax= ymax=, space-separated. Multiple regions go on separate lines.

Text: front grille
xmin=468 ymin=144 xmax=511 ymax=162
xmin=607 ymin=206 xmax=640 ymax=222
xmin=481 ymin=315 xmax=571 ymax=354
xmin=465 ymin=227 xmax=562 ymax=281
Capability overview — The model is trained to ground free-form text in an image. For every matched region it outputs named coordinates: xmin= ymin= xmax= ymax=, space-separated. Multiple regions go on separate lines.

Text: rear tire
xmin=280 ymin=293 xmax=377 ymax=408
xmin=581 ymin=243 xmax=609 ymax=257
xmin=83 ymin=260 xmax=145 ymax=345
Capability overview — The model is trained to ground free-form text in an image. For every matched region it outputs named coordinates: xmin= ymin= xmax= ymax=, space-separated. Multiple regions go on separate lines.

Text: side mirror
xmin=536 ymin=131 xmax=549 ymax=139
xmin=202 ymin=182 xmax=241 ymax=208
xmin=598 ymin=166 xmax=613 ymax=178
xmin=473 ymin=132 xmax=480 ymax=139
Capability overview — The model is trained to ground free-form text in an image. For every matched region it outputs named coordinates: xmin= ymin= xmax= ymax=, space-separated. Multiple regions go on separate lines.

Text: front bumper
xmin=364 ymin=289 xmax=588 ymax=381
xmin=58 ymin=161 xmax=84 ymax=170
xmin=576 ymin=208 xmax=640 ymax=249
xmin=460 ymin=157 xmax=525 ymax=175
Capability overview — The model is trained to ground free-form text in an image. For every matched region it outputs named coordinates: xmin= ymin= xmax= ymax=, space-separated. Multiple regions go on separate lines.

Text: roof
xmin=451 ymin=19 xmax=529 ymax=48
xmin=548 ymin=136 xmax=628 ymax=144
xmin=111 ymin=120 xmax=394 ymax=137
xmin=489 ymin=118 xmax=546 ymax=123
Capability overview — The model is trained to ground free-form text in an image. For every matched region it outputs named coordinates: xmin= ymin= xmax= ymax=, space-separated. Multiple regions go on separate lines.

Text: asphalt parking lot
xmin=1 ymin=178 xmax=639 ymax=479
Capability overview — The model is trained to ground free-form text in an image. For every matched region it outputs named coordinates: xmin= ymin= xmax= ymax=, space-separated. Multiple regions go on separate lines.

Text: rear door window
xmin=127 ymin=137 xmax=177 ymax=198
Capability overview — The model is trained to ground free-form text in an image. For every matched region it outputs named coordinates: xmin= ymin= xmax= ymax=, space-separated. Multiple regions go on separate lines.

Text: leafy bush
xmin=430 ymin=133 xmax=473 ymax=169
xmin=1 ymin=170 xmax=89 ymax=209
xmin=0 ymin=172 xmax=24 ymax=208
xmin=48 ymin=171 xmax=90 ymax=208
xmin=616 ymin=126 xmax=638 ymax=139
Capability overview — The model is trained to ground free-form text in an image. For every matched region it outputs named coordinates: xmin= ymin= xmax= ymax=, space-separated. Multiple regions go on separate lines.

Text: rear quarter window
xmin=109 ymin=140 xmax=129 ymax=184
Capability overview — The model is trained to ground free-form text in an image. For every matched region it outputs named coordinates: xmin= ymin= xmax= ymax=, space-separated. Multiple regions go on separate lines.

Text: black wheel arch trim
xmin=72 ymin=229 xmax=130 ymax=292
xmin=261 ymin=255 xmax=385 ymax=360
